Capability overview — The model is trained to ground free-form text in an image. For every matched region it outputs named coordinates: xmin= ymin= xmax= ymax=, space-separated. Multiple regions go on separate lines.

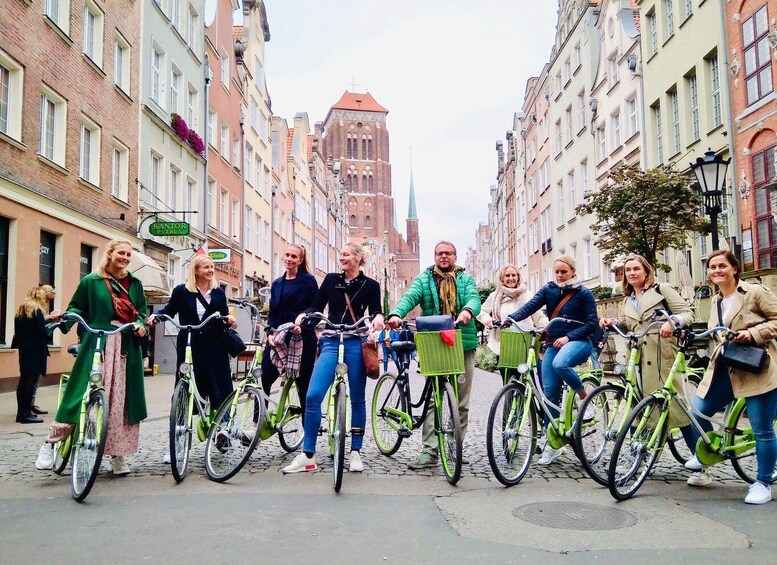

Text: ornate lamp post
xmin=690 ymin=149 xmax=730 ymax=251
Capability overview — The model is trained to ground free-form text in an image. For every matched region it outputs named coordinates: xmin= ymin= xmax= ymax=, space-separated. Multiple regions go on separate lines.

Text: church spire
xmin=407 ymin=149 xmax=418 ymax=220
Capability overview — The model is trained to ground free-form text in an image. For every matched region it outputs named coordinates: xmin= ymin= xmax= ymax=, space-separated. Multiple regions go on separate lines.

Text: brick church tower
xmin=322 ymin=91 xmax=420 ymax=292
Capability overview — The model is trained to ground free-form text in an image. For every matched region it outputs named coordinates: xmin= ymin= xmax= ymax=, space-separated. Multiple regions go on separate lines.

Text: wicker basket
xmin=498 ymin=331 xmax=536 ymax=369
xmin=414 ymin=330 xmax=465 ymax=376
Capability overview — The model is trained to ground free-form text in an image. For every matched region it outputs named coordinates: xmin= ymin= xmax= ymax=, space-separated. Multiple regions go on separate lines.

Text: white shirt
xmin=196 ymin=288 xmax=212 ymax=320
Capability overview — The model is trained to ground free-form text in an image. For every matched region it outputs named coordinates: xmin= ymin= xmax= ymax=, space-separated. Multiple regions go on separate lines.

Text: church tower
xmin=406 ymin=161 xmax=419 ymax=256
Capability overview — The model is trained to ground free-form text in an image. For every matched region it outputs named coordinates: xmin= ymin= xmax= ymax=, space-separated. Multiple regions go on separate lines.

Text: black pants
xmin=16 ymin=373 xmax=39 ymax=417
xmin=260 ymin=332 xmax=316 ymax=422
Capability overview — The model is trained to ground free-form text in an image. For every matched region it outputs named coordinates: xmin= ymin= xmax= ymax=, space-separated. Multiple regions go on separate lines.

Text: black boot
xmin=16 ymin=413 xmax=43 ymax=424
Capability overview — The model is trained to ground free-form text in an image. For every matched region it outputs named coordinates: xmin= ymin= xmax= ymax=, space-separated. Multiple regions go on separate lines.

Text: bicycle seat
xmin=67 ymin=344 xmax=80 ymax=356
xmin=390 ymin=341 xmax=416 ymax=352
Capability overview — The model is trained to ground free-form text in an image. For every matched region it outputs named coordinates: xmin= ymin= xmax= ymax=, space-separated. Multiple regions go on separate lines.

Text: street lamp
xmin=690 ymin=149 xmax=730 ymax=251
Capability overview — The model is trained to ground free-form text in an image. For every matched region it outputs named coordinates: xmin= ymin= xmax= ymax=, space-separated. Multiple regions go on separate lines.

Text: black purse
xmin=716 ymin=299 xmax=767 ymax=373
xmin=196 ymin=290 xmax=246 ymax=358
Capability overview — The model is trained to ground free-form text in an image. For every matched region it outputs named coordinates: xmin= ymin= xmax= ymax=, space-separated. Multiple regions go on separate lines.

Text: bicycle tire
xmin=332 ymin=381 xmax=347 ymax=493
xmin=52 ymin=429 xmax=74 ymax=475
xmin=567 ymin=375 xmax=600 ymax=458
xmin=437 ymin=380 xmax=462 ymax=486
xmin=169 ymin=379 xmax=192 ymax=483
xmin=205 ymin=386 xmax=265 ymax=482
xmin=277 ymin=378 xmax=304 ymax=453
xmin=574 ymin=383 xmax=632 ymax=486
xmin=486 ymin=382 xmax=536 ymax=486
xmin=71 ymin=389 xmax=109 ymax=502
xmin=371 ymin=372 xmax=407 ymax=456
xmin=666 ymin=370 xmax=703 ymax=466
xmin=729 ymin=402 xmax=777 ymax=485
xmin=608 ymin=395 xmax=667 ymax=501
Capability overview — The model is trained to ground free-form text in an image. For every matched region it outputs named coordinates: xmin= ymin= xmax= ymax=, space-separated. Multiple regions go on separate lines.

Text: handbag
xmin=195 ymin=290 xmax=247 ymax=358
xmin=104 ymin=278 xmax=139 ymax=324
xmin=716 ymin=299 xmax=766 ymax=373
xmin=540 ymin=291 xmax=575 ymax=343
xmin=343 ymin=292 xmax=380 ymax=379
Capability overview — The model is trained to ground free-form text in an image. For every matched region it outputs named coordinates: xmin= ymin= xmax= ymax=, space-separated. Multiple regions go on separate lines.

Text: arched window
xmin=349 ymin=215 xmax=357 ymax=227
xmin=362 ymin=175 xmax=368 ymax=193
xmin=362 ymin=135 xmax=367 ymax=159
xmin=365 ymin=215 xmax=372 ymax=228
xmin=367 ymin=136 xmax=373 ymax=160
xmin=353 ymin=174 xmax=359 ymax=192
xmin=346 ymin=137 xmax=353 ymax=159
xmin=368 ymin=175 xmax=374 ymax=192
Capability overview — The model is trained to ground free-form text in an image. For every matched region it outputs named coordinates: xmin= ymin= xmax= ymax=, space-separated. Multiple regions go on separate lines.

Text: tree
xmin=576 ymin=165 xmax=710 ymax=272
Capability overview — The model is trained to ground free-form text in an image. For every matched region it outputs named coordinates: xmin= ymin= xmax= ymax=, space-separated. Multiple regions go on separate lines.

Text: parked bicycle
xmin=50 ymin=344 xmax=81 ymax=475
xmin=485 ymin=317 xmax=601 ymax=486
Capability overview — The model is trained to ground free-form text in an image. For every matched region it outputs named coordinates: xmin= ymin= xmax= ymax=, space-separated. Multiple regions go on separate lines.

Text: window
xmin=608 ymin=53 xmax=619 ymax=87
xmin=244 ymin=206 xmax=252 ymax=252
xmin=207 ymin=178 xmax=216 ymax=227
xmin=207 ymin=108 xmax=216 ymax=146
xmin=259 ymin=110 xmax=267 ymax=139
xmin=555 ymin=72 xmax=562 ymax=94
xmin=186 ymin=178 xmax=196 ymax=216
xmin=665 ymin=0 xmax=674 ymax=38
xmin=580 ymin=160 xmax=589 ymax=194
xmin=577 ymin=92 xmax=585 ymax=131
xmin=564 ymin=58 xmax=571 ymax=83
xmin=627 ymin=97 xmax=638 ymax=136
xmin=39 ymin=87 xmax=67 ymax=165
xmin=254 ymin=57 xmax=265 ymax=94
xmin=682 ymin=0 xmax=693 ymax=20
xmin=79 ymin=117 xmax=101 ymax=184
xmin=557 ymin=181 xmax=564 ymax=226
xmin=263 ymin=166 xmax=270 ymax=200
xmin=170 ymin=68 xmax=181 ymax=114
xmin=219 ymin=189 xmax=228 ymax=234
xmin=0 ymin=217 xmax=8 ymax=344
xmin=146 ymin=152 xmax=162 ymax=205
xmin=186 ymin=85 xmax=196 ymax=125
xmin=529 ymin=219 xmax=537 ymax=253
xmin=220 ymin=123 xmax=228 ymax=158
xmin=151 ymin=47 xmax=163 ymax=105
xmin=39 ymin=231 xmax=57 ymax=294
xmin=567 ymin=171 xmax=576 ymax=219
xmin=83 ymin=0 xmax=104 ymax=66
xmin=583 ymin=238 xmax=592 ymax=280
xmin=565 ymin=106 xmax=573 ymax=142
xmin=220 ymin=49 xmax=229 ymax=87
xmin=654 ymin=103 xmax=664 ymax=163
xmin=45 ymin=0 xmax=70 ymax=35
xmin=555 ymin=120 xmax=562 ymax=154
xmin=169 ymin=166 xmax=180 ymax=209
xmin=752 ymin=146 xmax=777 ymax=267
xmin=709 ymin=55 xmax=722 ymax=128
xmin=170 ymin=0 xmax=180 ymax=29
xmin=114 ymin=35 xmax=130 ymax=93
xmin=80 ymin=244 xmax=94 ymax=279
xmin=250 ymin=97 xmax=258 ymax=130
xmin=187 ymin=5 xmax=199 ymax=49
xmin=597 ymin=125 xmax=607 ymax=161
xmin=688 ymin=73 xmax=700 ymax=141
xmin=111 ymin=141 xmax=129 ymax=201
xmin=670 ymin=90 xmax=680 ymax=154
xmin=263 ymin=221 xmax=270 ymax=258
xmin=611 ymin=112 xmax=621 ymax=148
xmin=232 ymin=137 xmax=240 ymax=168
xmin=648 ymin=12 xmax=658 ymax=56
xmin=573 ymin=43 xmax=581 ymax=69
xmin=743 ymin=6 xmax=772 ymax=106
xmin=0 ymin=49 xmax=24 ymax=141
xmin=245 ymin=143 xmax=253 ymax=184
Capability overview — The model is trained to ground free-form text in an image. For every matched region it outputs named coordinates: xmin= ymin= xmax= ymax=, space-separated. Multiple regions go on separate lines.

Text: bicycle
xmin=574 ymin=322 xmax=704 ymax=486
xmin=203 ymin=302 xmax=305 ymax=482
xmin=485 ymin=317 xmax=601 ymax=487
xmin=152 ymin=311 xmax=229 ymax=483
xmin=607 ymin=310 xmax=776 ymax=500
xmin=50 ymin=343 xmax=81 ymax=475
xmin=47 ymin=312 xmax=140 ymax=502
xmin=372 ymin=319 xmax=465 ymax=485
xmin=305 ymin=311 xmax=371 ymax=492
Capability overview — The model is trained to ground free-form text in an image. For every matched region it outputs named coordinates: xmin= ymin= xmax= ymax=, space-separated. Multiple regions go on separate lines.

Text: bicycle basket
xmin=497 ymin=331 xmax=535 ymax=369
xmin=414 ymin=330 xmax=465 ymax=376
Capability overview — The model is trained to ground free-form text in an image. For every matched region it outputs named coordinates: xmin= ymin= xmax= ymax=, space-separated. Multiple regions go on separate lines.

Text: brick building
xmin=0 ymin=0 xmax=142 ymax=385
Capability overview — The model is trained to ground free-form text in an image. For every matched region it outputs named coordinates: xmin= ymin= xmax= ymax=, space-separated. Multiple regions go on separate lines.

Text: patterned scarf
xmin=433 ymin=265 xmax=463 ymax=316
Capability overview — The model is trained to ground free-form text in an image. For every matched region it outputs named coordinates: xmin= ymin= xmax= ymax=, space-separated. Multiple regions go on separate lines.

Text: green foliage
xmin=478 ymin=283 xmax=496 ymax=304
xmin=576 ymin=165 xmax=710 ymax=272
xmin=591 ymin=286 xmax=613 ymax=300
xmin=475 ymin=344 xmax=498 ymax=372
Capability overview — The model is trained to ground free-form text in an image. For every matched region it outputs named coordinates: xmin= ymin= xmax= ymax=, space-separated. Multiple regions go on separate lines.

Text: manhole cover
xmin=513 ymin=502 xmax=637 ymax=531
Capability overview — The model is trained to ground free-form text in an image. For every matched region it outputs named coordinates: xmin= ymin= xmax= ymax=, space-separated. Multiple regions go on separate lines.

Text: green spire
xmin=407 ymin=153 xmax=418 ymax=220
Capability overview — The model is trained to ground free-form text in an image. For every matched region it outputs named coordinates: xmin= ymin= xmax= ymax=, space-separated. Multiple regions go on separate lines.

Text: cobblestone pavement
xmin=0 ymin=365 xmax=744 ymax=486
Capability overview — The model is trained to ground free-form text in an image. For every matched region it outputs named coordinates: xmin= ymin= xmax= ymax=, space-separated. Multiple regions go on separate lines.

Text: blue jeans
xmin=541 ymin=340 xmax=592 ymax=423
xmin=685 ymin=362 xmax=777 ymax=486
xmin=303 ymin=336 xmax=367 ymax=454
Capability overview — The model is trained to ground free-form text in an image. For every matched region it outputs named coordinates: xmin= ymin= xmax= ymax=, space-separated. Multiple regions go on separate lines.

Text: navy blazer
xmin=157 ymin=284 xmax=229 ymax=353
xmin=266 ymin=272 xmax=319 ymax=331
xmin=14 ymin=310 xmax=50 ymax=376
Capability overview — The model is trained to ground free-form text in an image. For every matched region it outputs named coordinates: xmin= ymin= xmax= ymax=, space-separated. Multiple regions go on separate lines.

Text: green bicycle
xmin=485 ymin=318 xmax=601 ymax=486
xmin=608 ymin=312 xmax=777 ymax=500
xmin=574 ymin=322 xmax=704 ymax=486
xmin=50 ymin=345 xmax=81 ymax=475
xmin=48 ymin=312 xmax=140 ymax=502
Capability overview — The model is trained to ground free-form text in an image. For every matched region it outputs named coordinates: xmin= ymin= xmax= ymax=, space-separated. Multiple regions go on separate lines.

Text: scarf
xmin=492 ymin=284 xmax=526 ymax=322
xmin=433 ymin=265 xmax=463 ymax=316
xmin=555 ymin=276 xmax=581 ymax=290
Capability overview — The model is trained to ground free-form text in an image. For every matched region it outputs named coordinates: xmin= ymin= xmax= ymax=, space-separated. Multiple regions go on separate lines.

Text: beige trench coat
xmin=619 ymin=283 xmax=694 ymax=427
xmin=700 ymin=281 xmax=777 ymax=399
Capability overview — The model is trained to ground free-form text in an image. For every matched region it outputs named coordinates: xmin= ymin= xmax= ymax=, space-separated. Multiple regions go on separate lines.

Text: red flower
xmin=188 ymin=130 xmax=205 ymax=156
xmin=170 ymin=113 xmax=189 ymax=141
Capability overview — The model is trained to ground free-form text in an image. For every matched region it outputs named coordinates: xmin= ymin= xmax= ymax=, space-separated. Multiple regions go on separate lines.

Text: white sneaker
xmin=110 ymin=456 xmax=131 ymax=476
xmin=685 ymin=454 xmax=703 ymax=472
xmin=35 ymin=442 xmax=54 ymax=470
xmin=538 ymin=443 xmax=564 ymax=465
xmin=687 ymin=469 xmax=712 ymax=487
xmin=582 ymin=402 xmax=596 ymax=421
xmin=282 ymin=452 xmax=317 ymax=474
xmin=162 ymin=449 xmax=171 ymax=464
xmin=745 ymin=481 xmax=772 ymax=504
xmin=349 ymin=451 xmax=364 ymax=473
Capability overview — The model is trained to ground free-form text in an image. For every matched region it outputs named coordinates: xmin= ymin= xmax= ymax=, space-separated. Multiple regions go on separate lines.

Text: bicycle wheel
xmin=371 ymin=372 xmax=407 ymax=456
xmin=608 ymin=395 xmax=667 ymax=501
xmin=71 ymin=389 xmax=109 ymax=502
xmin=332 ymin=381 xmax=347 ymax=493
xmin=277 ymin=378 xmax=304 ymax=453
xmin=730 ymin=402 xmax=777 ymax=484
xmin=169 ymin=379 xmax=192 ymax=483
xmin=486 ymin=382 xmax=536 ymax=486
xmin=567 ymin=375 xmax=600 ymax=458
xmin=52 ymin=429 xmax=74 ymax=475
xmin=574 ymin=383 xmax=632 ymax=487
xmin=667 ymin=370 xmax=703 ymax=465
xmin=437 ymin=380 xmax=462 ymax=486
xmin=205 ymin=387 xmax=265 ymax=482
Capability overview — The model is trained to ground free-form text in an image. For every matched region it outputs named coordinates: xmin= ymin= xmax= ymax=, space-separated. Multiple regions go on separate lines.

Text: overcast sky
xmin=261 ymin=0 xmax=559 ymax=266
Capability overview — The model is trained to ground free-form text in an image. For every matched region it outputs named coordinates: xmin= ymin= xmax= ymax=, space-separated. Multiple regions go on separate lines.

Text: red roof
xmin=331 ymin=91 xmax=388 ymax=113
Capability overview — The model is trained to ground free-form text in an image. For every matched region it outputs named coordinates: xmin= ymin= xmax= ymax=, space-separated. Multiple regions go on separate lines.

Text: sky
xmin=261 ymin=0 xmax=559 ymax=265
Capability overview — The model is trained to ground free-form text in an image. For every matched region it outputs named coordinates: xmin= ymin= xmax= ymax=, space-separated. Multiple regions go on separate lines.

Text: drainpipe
xmin=203 ymin=55 xmax=211 ymax=249
xmin=718 ymin=0 xmax=740 ymax=250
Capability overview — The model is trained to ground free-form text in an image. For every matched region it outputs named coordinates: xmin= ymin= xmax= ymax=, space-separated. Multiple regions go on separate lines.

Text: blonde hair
xmin=286 ymin=243 xmax=311 ymax=274
xmin=16 ymin=287 xmax=47 ymax=318
xmin=97 ymin=238 xmax=133 ymax=277
xmin=39 ymin=284 xmax=56 ymax=301
xmin=621 ymin=254 xmax=656 ymax=295
xmin=343 ymin=242 xmax=366 ymax=266
xmin=554 ymin=255 xmax=576 ymax=271
xmin=185 ymin=254 xmax=218 ymax=292
xmin=491 ymin=264 xmax=522 ymax=322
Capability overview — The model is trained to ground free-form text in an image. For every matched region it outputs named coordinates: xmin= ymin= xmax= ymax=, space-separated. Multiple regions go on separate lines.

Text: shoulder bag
xmin=540 ymin=291 xmax=575 ymax=344
xmin=104 ymin=278 xmax=139 ymax=324
xmin=716 ymin=299 xmax=767 ymax=373
xmin=195 ymin=290 xmax=246 ymax=358
xmin=344 ymin=292 xmax=379 ymax=379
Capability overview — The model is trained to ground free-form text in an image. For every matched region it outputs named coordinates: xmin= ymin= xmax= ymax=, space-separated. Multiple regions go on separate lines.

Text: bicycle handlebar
xmin=654 ymin=308 xmax=737 ymax=340
xmin=304 ymin=311 xmax=371 ymax=333
xmin=497 ymin=316 xmax=581 ymax=334
xmin=54 ymin=311 xmax=140 ymax=336
xmin=153 ymin=312 xmax=227 ymax=331
xmin=228 ymin=298 xmax=260 ymax=316
xmin=606 ymin=320 xmax=664 ymax=341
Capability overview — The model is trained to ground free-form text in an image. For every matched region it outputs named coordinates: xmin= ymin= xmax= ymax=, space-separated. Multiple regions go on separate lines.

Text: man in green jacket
xmin=387 ymin=241 xmax=481 ymax=469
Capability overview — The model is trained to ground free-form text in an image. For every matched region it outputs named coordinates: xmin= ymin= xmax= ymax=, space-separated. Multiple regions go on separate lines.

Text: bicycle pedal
xmin=397 ymin=428 xmax=412 ymax=438
xmin=288 ymin=405 xmax=303 ymax=416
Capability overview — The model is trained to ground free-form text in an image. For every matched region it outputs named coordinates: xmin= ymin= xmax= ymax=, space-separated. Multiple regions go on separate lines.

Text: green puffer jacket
xmin=389 ymin=266 xmax=481 ymax=351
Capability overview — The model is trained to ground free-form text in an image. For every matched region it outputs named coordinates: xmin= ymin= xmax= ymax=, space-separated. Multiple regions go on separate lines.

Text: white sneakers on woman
xmin=35 ymin=443 xmax=54 ymax=470
xmin=110 ymin=456 xmax=130 ymax=476
xmin=282 ymin=452 xmax=317 ymax=473
xmin=745 ymin=482 xmax=772 ymax=505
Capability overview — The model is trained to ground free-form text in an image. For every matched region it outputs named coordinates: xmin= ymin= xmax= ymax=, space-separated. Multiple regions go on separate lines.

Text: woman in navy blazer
xmin=149 ymin=255 xmax=237 ymax=414
xmin=261 ymin=244 xmax=318 ymax=421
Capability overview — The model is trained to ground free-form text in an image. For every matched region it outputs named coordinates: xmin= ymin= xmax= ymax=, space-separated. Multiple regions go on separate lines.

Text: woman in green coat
xmin=35 ymin=239 xmax=148 ymax=476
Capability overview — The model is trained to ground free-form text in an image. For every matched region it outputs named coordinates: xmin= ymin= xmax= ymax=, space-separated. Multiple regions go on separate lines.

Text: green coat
xmin=390 ymin=266 xmax=481 ymax=351
xmin=55 ymin=272 xmax=148 ymax=424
